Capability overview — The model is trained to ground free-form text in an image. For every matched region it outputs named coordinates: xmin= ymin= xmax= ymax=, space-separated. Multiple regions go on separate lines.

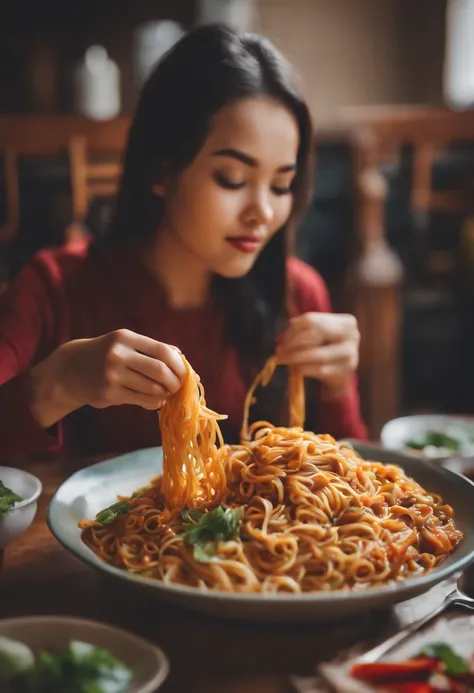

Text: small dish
xmin=380 ymin=414 xmax=474 ymax=462
xmin=319 ymin=606 xmax=474 ymax=693
xmin=0 ymin=615 xmax=169 ymax=693
xmin=0 ymin=466 xmax=42 ymax=549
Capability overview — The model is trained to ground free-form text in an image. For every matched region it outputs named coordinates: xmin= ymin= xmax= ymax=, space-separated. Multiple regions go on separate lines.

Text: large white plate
xmin=47 ymin=444 xmax=474 ymax=623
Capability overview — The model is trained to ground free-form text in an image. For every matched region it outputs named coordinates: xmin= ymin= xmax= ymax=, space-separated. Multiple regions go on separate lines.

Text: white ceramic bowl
xmin=380 ymin=415 xmax=474 ymax=462
xmin=48 ymin=445 xmax=474 ymax=623
xmin=0 ymin=466 xmax=42 ymax=549
xmin=0 ymin=615 xmax=169 ymax=693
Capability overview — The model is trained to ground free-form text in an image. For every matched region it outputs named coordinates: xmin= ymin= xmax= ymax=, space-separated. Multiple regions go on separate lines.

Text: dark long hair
xmin=107 ymin=24 xmax=314 ymax=429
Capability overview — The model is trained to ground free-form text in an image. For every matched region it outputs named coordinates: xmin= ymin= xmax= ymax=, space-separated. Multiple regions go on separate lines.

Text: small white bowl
xmin=381 ymin=414 xmax=474 ymax=462
xmin=0 ymin=466 xmax=42 ymax=549
xmin=0 ymin=615 xmax=169 ymax=692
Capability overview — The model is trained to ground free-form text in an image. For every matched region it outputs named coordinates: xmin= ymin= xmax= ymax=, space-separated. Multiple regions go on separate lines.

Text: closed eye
xmin=214 ymin=173 xmax=245 ymax=190
xmin=272 ymin=186 xmax=292 ymax=196
xmin=214 ymin=173 xmax=294 ymax=195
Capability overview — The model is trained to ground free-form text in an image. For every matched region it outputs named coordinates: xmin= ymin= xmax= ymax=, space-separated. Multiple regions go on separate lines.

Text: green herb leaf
xmin=181 ymin=506 xmax=242 ymax=563
xmin=95 ymin=500 xmax=130 ymax=525
xmin=0 ymin=638 xmax=133 ymax=693
xmin=419 ymin=643 xmax=468 ymax=674
xmin=0 ymin=481 xmax=23 ymax=516
xmin=0 ymin=636 xmax=35 ymax=681
xmin=68 ymin=641 xmax=133 ymax=693
xmin=406 ymin=431 xmax=461 ymax=452
xmin=131 ymin=568 xmax=156 ymax=577
xmin=181 ymin=509 xmax=204 ymax=523
xmin=193 ymin=542 xmax=217 ymax=563
xmin=38 ymin=648 xmax=63 ymax=676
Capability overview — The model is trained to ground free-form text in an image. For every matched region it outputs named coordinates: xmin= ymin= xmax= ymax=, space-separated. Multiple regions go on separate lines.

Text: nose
xmin=243 ymin=189 xmax=274 ymax=227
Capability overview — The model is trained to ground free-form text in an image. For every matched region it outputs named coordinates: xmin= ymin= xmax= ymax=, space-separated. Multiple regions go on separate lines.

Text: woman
xmin=0 ymin=24 xmax=366 ymax=460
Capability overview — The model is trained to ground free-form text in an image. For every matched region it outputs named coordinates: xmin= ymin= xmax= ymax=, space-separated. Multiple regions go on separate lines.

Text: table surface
xmin=0 ymin=453 xmax=458 ymax=693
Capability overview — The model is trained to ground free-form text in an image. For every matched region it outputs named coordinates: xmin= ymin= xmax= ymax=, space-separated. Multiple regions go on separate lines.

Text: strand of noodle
xmin=158 ymin=351 xmax=228 ymax=510
xmin=241 ymin=356 xmax=305 ymax=440
xmin=289 ymin=368 xmax=305 ymax=428
xmin=241 ymin=356 xmax=277 ymax=441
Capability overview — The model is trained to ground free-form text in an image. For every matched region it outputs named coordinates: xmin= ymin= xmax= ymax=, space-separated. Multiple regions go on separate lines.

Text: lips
xmin=226 ymin=236 xmax=263 ymax=253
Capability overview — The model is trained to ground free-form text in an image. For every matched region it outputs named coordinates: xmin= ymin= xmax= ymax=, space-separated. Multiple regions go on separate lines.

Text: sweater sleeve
xmin=0 ymin=257 xmax=63 ymax=460
xmin=288 ymin=257 xmax=368 ymax=441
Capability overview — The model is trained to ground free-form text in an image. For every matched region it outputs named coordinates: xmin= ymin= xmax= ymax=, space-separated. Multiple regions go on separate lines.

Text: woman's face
xmin=156 ymin=95 xmax=300 ymax=278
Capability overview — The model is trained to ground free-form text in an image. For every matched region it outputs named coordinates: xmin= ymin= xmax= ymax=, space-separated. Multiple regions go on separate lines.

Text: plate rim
xmin=47 ymin=444 xmax=474 ymax=606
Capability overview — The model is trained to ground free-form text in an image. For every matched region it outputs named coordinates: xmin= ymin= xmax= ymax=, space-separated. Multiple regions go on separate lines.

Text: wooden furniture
xmin=0 ymin=115 xmax=131 ymax=243
xmin=68 ymin=134 xmax=122 ymax=237
xmin=0 ymin=115 xmax=131 ymax=154
xmin=345 ymin=107 xmax=474 ymax=437
xmin=0 ymin=147 xmax=20 ymax=243
xmin=0 ymin=453 xmax=457 ymax=693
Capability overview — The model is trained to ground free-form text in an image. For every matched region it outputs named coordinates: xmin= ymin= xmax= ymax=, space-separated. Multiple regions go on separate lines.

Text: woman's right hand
xmin=29 ymin=329 xmax=186 ymax=428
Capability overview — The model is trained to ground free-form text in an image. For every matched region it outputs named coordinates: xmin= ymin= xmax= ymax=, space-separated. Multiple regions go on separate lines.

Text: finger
xmin=120 ymin=368 xmax=171 ymax=399
xmin=127 ymin=351 xmax=183 ymax=394
xmin=283 ymin=313 xmax=358 ymax=349
xmin=278 ymin=321 xmax=325 ymax=355
xmin=277 ymin=336 xmax=325 ymax=360
xmin=312 ymin=341 xmax=358 ymax=365
xmin=277 ymin=341 xmax=357 ymax=367
xmin=124 ymin=332 xmax=187 ymax=380
xmin=276 ymin=335 xmax=318 ymax=359
xmin=279 ymin=314 xmax=317 ymax=346
xmin=118 ymin=386 xmax=167 ymax=410
xmin=297 ymin=359 xmax=356 ymax=380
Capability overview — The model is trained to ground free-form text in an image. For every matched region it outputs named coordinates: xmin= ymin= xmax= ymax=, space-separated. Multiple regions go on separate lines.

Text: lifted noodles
xmin=79 ymin=353 xmax=463 ymax=594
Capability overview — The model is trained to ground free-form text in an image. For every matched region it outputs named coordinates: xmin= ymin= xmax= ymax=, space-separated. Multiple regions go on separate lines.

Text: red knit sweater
xmin=0 ymin=240 xmax=366 ymax=460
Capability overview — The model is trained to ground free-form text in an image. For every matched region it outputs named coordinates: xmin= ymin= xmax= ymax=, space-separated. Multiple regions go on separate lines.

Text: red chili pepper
xmin=389 ymin=684 xmax=435 ymax=693
xmin=351 ymin=658 xmax=442 ymax=682
xmin=450 ymin=674 xmax=474 ymax=692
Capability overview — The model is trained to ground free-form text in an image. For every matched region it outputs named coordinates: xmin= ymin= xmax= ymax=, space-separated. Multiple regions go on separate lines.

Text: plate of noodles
xmin=48 ymin=354 xmax=474 ymax=622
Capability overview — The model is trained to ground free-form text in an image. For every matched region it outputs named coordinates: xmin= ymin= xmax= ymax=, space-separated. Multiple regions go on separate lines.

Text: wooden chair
xmin=345 ymin=107 xmax=474 ymax=436
xmin=0 ymin=147 xmax=20 ymax=243
xmin=67 ymin=134 xmax=123 ymax=242
xmin=0 ymin=148 xmax=20 ymax=290
xmin=343 ymin=127 xmax=402 ymax=438
xmin=0 ymin=115 xmax=130 ymax=247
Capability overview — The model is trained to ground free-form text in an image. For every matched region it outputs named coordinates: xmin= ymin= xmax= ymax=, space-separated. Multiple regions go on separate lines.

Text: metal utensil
xmin=357 ymin=564 xmax=474 ymax=664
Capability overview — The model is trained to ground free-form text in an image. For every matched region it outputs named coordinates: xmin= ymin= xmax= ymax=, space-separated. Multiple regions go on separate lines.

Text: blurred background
xmin=1 ymin=0 xmax=474 ymax=438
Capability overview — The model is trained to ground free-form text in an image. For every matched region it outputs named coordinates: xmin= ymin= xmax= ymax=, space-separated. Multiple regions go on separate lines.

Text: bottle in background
xmin=74 ymin=45 xmax=121 ymax=120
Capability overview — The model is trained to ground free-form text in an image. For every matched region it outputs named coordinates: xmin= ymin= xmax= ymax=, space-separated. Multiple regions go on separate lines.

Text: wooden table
xmin=0 ymin=455 xmax=454 ymax=693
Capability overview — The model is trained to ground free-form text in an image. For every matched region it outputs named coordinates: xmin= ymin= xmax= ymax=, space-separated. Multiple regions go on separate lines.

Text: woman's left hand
xmin=275 ymin=312 xmax=360 ymax=397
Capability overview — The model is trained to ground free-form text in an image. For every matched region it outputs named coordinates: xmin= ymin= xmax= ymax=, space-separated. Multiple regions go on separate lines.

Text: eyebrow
xmin=212 ymin=148 xmax=296 ymax=173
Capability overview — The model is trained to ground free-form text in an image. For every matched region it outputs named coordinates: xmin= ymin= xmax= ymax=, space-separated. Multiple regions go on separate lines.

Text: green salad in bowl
xmin=0 ymin=480 xmax=23 ymax=516
xmin=0 ymin=467 xmax=42 ymax=550
xmin=381 ymin=415 xmax=474 ymax=461
xmin=0 ymin=636 xmax=133 ymax=693
xmin=0 ymin=616 xmax=169 ymax=693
